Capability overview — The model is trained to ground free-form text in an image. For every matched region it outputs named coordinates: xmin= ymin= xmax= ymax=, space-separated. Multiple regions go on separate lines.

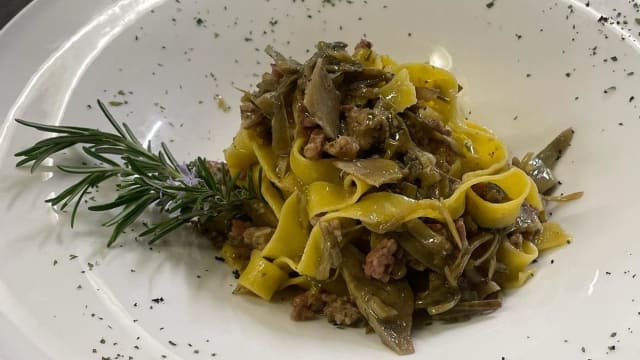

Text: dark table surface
xmin=1 ymin=0 xmax=33 ymax=30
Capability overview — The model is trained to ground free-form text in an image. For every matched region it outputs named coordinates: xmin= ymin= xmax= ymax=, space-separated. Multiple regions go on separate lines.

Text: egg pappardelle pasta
xmin=218 ymin=40 xmax=581 ymax=354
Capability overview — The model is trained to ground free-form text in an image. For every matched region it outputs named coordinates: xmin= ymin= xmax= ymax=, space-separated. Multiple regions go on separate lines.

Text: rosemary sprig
xmin=14 ymin=99 xmax=259 ymax=247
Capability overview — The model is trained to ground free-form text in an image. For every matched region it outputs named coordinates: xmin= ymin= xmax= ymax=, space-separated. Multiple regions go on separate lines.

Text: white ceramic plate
xmin=1 ymin=0 xmax=640 ymax=359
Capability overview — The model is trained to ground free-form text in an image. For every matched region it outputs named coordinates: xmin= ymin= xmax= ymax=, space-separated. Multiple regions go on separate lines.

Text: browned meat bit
xmin=355 ymin=39 xmax=372 ymax=50
xmin=291 ymin=290 xmax=363 ymax=325
xmin=303 ymin=128 xmax=326 ymax=160
xmin=242 ymin=227 xmax=275 ymax=250
xmin=322 ymin=295 xmax=363 ymax=326
xmin=291 ymin=290 xmax=325 ymax=321
xmin=363 ymin=238 xmax=398 ymax=283
xmin=344 ymin=106 xmax=390 ymax=151
xmin=228 ymin=219 xmax=251 ymax=242
xmin=421 ymin=117 xmax=452 ymax=136
xmin=239 ymin=96 xmax=263 ymax=128
xmin=324 ymin=136 xmax=360 ymax=160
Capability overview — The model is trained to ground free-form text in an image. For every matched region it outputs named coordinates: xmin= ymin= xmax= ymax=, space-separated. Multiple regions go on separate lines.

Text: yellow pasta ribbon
xmin=353 ymin=47 xmax=382 ymax=68
xmin=253 ymin=141 xmax=298 ymax=195
xmin=220 ymin=243 xmax=249 ymax=271
xmin=465 ymin=170 xmax=542 ymax=228
xmin=455 ymin=120 xmax=508 ymax=180
xmin=391 ymin=63 xmax=459 ymax=123
xmin=306 ymin=175 xmax=371 ymax=219
xmin=496 ymin=240 xmax=539 ymax=289
xmin=289 ymin=138 xmax=340 ymax=185
xmin=238 ymin=250 xmax=289 ymax=300
xmin=296 ymin=225 xmax=330 ymax=280
xmin=322 ymin=167 xmax=541 ymax=233
xmin=536 ymin=222 xmax=572 ymax=251
xmin=224 ymin=128 xmax=298 ymax=197
xmin=261 ymin=178 xmax=284 ymax=218
xmin=261 ymin=191 xmax=309 ymax=261
xmin=224 ymin=129 xmax=258 ymax=176
xmin=379 ymin=68 xmax=417 ymax=112
xmin=393 ymin=63 xmax=458 ymax=99
xmin=352 ymin=47 xmax=396 ymax=69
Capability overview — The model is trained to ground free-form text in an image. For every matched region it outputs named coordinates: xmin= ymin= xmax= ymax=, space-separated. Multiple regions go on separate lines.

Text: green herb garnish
xmin=14 ymin=100 xmax=260 ymax=247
